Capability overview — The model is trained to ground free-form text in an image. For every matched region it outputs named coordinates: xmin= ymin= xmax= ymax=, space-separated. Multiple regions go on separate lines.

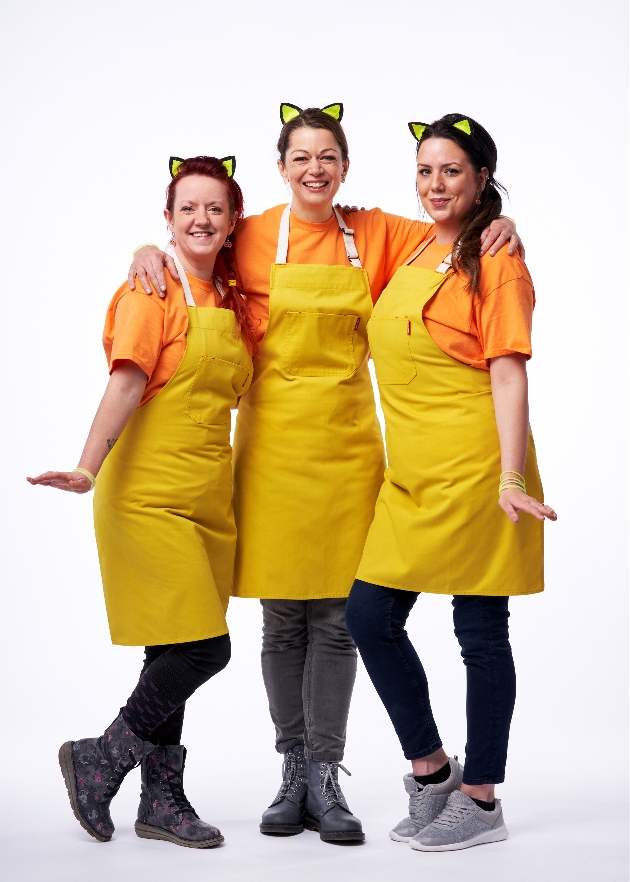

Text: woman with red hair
xmin=28 ymin=157 xmax=255 ymax=849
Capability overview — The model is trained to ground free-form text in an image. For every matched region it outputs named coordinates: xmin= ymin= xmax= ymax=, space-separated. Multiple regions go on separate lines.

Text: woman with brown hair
xmin=29 ymin=156 xmax=256 ymax=849
xmin=345 ymin=114 xmax=556 ymax=852
xmin=129 ymin=106 xmax=522 ymax=843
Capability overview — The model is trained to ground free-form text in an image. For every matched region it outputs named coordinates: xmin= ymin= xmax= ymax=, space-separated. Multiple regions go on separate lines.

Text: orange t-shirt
xmin=232 ymin=205 xmax=433 ymax=340
xmin=103 ymin=274 xmax=220 ymax=406
xmin=414 ymin=240 xmax=535 ymax=371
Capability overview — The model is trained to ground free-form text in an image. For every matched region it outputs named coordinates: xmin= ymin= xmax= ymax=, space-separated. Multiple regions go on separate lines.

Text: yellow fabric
xmin=94 ymin=302 xmax=253 ymax=645
xmin=357 ymin=264 xmax=544 ymax=596
xmin=232 ymin=262 xmax=385 ymax=599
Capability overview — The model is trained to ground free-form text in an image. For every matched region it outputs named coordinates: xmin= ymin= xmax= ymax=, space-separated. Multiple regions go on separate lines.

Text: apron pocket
xmin=367 ymin=317 xmax=417 ymax=384
xmin=186 ymin=355 xmax=250 ymax=425
xmin=283 ymin=312 xmax=359 ymax=377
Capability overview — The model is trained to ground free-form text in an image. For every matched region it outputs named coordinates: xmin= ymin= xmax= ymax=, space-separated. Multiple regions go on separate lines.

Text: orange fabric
xmin=412 ymin=239 xmax=535 ymax=371
xmin=103 ymin=274 xmax=219 ymax=406
xmin=232 ymin=205 xmax=433 ymax=340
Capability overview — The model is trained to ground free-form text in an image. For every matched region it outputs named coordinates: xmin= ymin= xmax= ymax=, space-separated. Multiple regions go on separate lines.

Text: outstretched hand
xmin=499 ymin=487 xmax=556 ymax=524
xmin=27 ymin=471 xmax=92 ymax=494
xmin=128 ymin=246 xmax=179 ymax=297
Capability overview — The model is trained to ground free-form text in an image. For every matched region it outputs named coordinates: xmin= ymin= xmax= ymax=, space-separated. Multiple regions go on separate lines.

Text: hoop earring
xmin=223 ymin=236 xmax=232 ymax=249
xmin=341 ymin=174 xmax=346 ymax=183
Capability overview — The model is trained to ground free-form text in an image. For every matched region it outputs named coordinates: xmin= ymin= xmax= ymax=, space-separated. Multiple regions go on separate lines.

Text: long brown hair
xmin=277 ymin=108 xmax=349 ymax=164
xmin=166 ymin=156 xmax=259 ymax=358
xmin=417 ymin=114 xmax=506 ymax=293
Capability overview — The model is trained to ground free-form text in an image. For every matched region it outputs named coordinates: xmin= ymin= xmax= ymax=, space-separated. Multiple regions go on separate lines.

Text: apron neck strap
xmin=275 ymin=204 xmax=363 ymax=268
xmin=171 ymin=252 xmax=225 ymax=305
xmin=403 ymin=234 xmax=453 ymax=274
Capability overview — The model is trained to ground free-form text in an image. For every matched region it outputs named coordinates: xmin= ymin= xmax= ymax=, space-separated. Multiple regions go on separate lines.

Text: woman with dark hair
xmin=28 ymin=156 xmax=255 ymax=848
xmin=345 ymin=114 xmax=557 ymax=852
xmin=128 ymin=107 xmax=522 ymax=843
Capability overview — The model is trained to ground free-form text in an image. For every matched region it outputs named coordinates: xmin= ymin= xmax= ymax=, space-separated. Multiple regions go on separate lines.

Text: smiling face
xmin=416 ymin=137 xmax=488 ymax=241
xmin=277 ymin=126 xmax=349 ymax=222
xmin=164 ymin=174 xmax=235 ymax=278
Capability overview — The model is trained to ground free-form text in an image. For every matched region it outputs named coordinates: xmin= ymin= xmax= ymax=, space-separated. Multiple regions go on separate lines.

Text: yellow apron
xmin=94 ymin=259 xmax=253 ymax=645
xmin=232 ymin=206 xmax=385 ymax=599
xmin=357 ymin=241 xmax=544 ymax=596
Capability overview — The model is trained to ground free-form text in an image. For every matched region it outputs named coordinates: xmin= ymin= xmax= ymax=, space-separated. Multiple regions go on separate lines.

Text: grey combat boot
xmin=260 ymin=744 xmax=307 ymax=834
xmin=58 ymin=713 xmax=154 ymax=842
xmin=390 ymin=756 xmax=463 ymax=842
xmin=303 ymin=759 xmax=364 ymax=842
xmin=135 ymin=745 xmax=223 ymax=848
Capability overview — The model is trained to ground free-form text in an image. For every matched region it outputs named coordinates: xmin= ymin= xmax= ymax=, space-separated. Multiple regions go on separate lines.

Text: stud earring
xmin=223 ymin=235 xmax=232 ymax=249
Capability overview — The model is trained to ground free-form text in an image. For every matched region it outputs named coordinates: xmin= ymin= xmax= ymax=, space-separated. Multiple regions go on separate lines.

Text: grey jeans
xmin=261 ymin=598 xmax=357 ymax=762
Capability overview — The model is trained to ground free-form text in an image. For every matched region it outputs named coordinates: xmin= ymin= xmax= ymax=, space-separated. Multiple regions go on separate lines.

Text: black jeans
xmin=345 ymin=580 xmax=516 ymax=784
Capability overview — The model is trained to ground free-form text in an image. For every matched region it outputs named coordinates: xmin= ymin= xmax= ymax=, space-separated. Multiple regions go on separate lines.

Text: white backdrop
xmin=0 ymin=2 xmax=627 ymax=881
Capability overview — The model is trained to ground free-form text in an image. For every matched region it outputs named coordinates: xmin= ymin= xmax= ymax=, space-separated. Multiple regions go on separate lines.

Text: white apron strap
xmin=172 ymin=253 xmax=196 ymax=306
xmin=275 ymin=204 xmax=363 ymax=268
xmin=403 ymin=234 xmax=452 ymax=274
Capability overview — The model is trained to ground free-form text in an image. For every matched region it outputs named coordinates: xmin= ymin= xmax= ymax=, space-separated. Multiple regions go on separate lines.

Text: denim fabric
xmin=261 ymin=599 xmax=357 ymax=762
xmin=345 ymin=581 xmax=516 ymax=784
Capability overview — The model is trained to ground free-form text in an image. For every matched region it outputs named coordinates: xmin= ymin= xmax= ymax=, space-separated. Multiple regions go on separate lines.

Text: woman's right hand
xmin=27 ymin=471 xmax=93 ymax=494
xmin=128 ymin=246 xmax=179 ymax=297
xmin=499 ymin=487 xmax=557 ymax=524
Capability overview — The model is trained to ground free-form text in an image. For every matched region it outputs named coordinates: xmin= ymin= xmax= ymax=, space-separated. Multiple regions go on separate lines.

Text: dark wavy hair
xmin=277 ymin=108 xmax=349 ymax=164
xmin=165 ymin=156 xmax=258 ymax=358
xmin=417 ymin=114 xmax=506 ymax=293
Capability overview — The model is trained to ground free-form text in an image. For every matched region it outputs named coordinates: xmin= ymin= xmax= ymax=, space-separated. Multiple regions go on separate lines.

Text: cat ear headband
xmin=280 ymin=103 xmax=344 ymax=124
xmin=408 ymin=118 xmax=473 ymax=142
xmin=169 ymin=156 xmax=236 ymax=178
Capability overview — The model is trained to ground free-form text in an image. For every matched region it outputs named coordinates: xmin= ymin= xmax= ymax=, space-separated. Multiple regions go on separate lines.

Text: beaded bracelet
xmin=73 ymin=467 xmax=96 ymax=489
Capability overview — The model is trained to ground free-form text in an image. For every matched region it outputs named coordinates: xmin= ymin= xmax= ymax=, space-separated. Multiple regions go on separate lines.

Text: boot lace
xmin=161 ymin=764 xmax=197 ymax=817
xmin=319 ymin=762 xmax=351 ymax=808
xmin=102 ymin=749 xmax=138 ymax=801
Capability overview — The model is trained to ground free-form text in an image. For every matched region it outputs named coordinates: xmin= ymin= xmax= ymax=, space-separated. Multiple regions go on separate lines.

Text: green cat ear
xmin=453 ymin=118 xmax=472 ymax=136
xmin=220 ymin=155 xmax=236 ymax=177
xmin=280 ymin=103 xmax=303 ymax=124
xmin=169 ymin=156 xmax=185 ymax=177
xmin=408 ymin=122 xmax=428 ymax=142
xmin=321 ymin=103 xmax=344 ymax=121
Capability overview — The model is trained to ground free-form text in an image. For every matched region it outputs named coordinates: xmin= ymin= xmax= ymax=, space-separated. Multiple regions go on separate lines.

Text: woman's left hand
xmin=499 ymin=487 xmax=557 ymax=524
xmin=26 ymin=471 xmax=93 ymax=494
xmin=480 ymin=218 xmax=524 ymax=259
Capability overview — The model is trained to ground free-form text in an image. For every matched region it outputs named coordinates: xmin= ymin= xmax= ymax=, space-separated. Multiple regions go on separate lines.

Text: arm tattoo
xmin=106 ymin=438 xmax=118 ymax=452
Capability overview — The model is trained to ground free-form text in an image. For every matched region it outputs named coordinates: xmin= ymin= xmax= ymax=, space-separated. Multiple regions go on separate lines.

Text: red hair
xmin=165 ymin=156 xmax=259 ymax=359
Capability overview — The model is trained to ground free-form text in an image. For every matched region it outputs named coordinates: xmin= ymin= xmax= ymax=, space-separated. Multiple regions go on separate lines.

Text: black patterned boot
xmin=135 ymin=745 xmax=223 ymax=848
xmin=260 ymin=744 xmax=307 ymax=834
xmin=303 ymin=759 xmax=365 ymax=842
xmin=58 ymin=714 xmax=154 ymax=842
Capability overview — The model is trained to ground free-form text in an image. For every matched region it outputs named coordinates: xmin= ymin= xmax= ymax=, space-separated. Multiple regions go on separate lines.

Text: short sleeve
xmin=108 ymin=290 xmax=165 ymax=379
xmin=477 ymin=278 xmax=534 ymax=362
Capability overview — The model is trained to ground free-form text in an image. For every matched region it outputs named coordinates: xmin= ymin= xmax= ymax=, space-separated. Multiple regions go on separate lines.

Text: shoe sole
xmin=58 ymin=741 xmax=111 ymax=843
xmin=303 ymin=815 xmax=365 ymax=842
xmin=135 ymin=821 xmax=224 ymax=848
xmin=409 ymin=824 xmax=509 ymax=852
xmin=389 ymin=830 xmax=414 ymax=842
xmin=259 ymin=823 xmax=304 ymax=835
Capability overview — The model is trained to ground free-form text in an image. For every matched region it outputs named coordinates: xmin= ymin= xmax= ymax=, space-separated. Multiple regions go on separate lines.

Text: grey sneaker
xmin=389 ymin=757 xmax=463 ymax=842
xmin=409 ymin=790 xmax=508 ymax=851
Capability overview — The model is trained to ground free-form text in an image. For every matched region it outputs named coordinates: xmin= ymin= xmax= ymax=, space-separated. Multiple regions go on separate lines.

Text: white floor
xmin=2 ymin=761 xmax=627 ymax=882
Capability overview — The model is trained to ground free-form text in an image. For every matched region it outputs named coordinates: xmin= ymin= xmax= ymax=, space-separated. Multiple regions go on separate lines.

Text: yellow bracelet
xmin=132 ymin=243 xmax=158 ymax=257
xmin=500 ymin=470 xmax=525 ymax=483
xmin=499 ymin=482 xmax=526 ymax=495
xmin=73 ymin=467 xmax=96 ymax=489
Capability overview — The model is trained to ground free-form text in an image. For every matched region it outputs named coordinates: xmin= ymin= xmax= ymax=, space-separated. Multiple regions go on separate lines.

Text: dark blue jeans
xmin=345 ymin=580 xmax=516 ymax=784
